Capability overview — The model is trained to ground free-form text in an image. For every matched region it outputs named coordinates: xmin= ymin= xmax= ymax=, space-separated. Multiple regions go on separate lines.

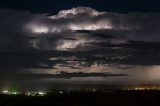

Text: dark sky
xmin=0 ymin=0 xmax=160 ymax=13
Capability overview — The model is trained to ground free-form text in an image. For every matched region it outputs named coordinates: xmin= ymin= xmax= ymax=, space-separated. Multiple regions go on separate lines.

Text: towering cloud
xmin=25 ymin=7 xmax=160 ymax=50
xmin=0 ymin=7 xmax=160 ymax=51
xmin=1 ymin=7 xmax=160 ymax=88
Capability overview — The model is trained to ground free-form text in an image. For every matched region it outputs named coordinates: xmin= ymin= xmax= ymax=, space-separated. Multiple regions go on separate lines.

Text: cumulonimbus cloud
xmin=0 ymin=7 xmax=160 ymax=51
xmin=1 ymin=7 xmax=160 ymax=88
xmin=25 ymin=6 xmax=160 ymax=50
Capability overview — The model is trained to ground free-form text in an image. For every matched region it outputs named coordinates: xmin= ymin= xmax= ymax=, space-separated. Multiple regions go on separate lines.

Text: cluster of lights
xmin=25 ymin=91 xmax=46 ymax=96
xmin=125 ymin=86 xmax=160 ymax=91
xmin=1 ymin=90 xmax=18 ymax=95
xmin=1 ymin=90 xmax=47 ymax=96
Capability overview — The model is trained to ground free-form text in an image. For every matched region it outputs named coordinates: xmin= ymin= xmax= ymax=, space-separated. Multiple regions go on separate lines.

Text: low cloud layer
xmin=16 ymin=71 xmax=128 ymax=79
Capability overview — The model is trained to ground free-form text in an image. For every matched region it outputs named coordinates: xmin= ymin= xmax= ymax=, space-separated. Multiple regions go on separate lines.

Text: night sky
xmin=0 ymin=0 xmax=160 ymax=90
xmin=0 ymin=0 xmax=160 ymax=13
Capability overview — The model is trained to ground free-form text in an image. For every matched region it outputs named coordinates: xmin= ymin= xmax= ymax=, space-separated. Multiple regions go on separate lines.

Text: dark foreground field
xmin=0 ymin=90 xmax=160 ymax=106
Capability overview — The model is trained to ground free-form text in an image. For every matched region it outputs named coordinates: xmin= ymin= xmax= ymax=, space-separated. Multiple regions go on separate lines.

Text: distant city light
xmin=38 ymin=91 xmax=46 ymax=96
xmin=25 ymin=91 xmax=47 ymax=96
xmin=1 ymin=90 xmax=19 ymax=95
xmin=10 ymin=92 xmax=18 ymax=95
xmin=2 ymin=90 xmax=9 ymax=94
xmin=124 ymin=86 xmax=160 ymax=91
xmin=1 ymin=90 xmax=48 ymax=96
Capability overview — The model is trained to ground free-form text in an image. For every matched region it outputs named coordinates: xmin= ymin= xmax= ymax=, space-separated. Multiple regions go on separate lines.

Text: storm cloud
xmin=1 ymin=7 xmax=160 ymax=68
xmin=0 ymin=7 xmax=160 ymax=89
xmin=0 ymin=7 xmax=160 ymax=51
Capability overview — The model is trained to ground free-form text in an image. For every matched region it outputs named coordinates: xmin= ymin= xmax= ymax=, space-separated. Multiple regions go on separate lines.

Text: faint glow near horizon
xmin=2 ymin=90 xmax=8 ymax=94
xmin=147 ymin=66 xmax=160 ymax=81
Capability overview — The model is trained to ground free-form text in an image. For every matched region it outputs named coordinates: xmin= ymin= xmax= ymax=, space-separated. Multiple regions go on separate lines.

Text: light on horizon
xmin=2 ymin=90 xmax=9 ymax=94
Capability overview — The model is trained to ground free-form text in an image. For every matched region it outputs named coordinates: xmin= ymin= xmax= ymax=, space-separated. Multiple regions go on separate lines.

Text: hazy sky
xmin=0 ymin=0 xmax=160 ymax=90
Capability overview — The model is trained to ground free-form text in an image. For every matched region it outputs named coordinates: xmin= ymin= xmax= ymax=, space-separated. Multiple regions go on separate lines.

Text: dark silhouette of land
xmin=0 ymin=90 xmax=160 ymax=106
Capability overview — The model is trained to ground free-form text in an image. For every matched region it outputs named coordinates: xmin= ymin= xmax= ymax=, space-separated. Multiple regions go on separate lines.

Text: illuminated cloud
xmin=25 ymin=23 xmax=63 ymax=34
xmin=0 ymin=7 xmax=160 ymax=51
xmin=56 ymin=39 xmax=87 ymax=50
xmin=68 ymin=22 xmax=112 ymax=30
xmin=0 ymin=7 xmax=160 ymax=67
xmin=26 ymin=23 xmax=49 ymax=34
xmin=22 ymin=7 xmax=160 ymax=51
xmin=1 ymin=7 xmax=160 ymax=90
xmin=48 ymin=6 xmax=106 ymax=19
